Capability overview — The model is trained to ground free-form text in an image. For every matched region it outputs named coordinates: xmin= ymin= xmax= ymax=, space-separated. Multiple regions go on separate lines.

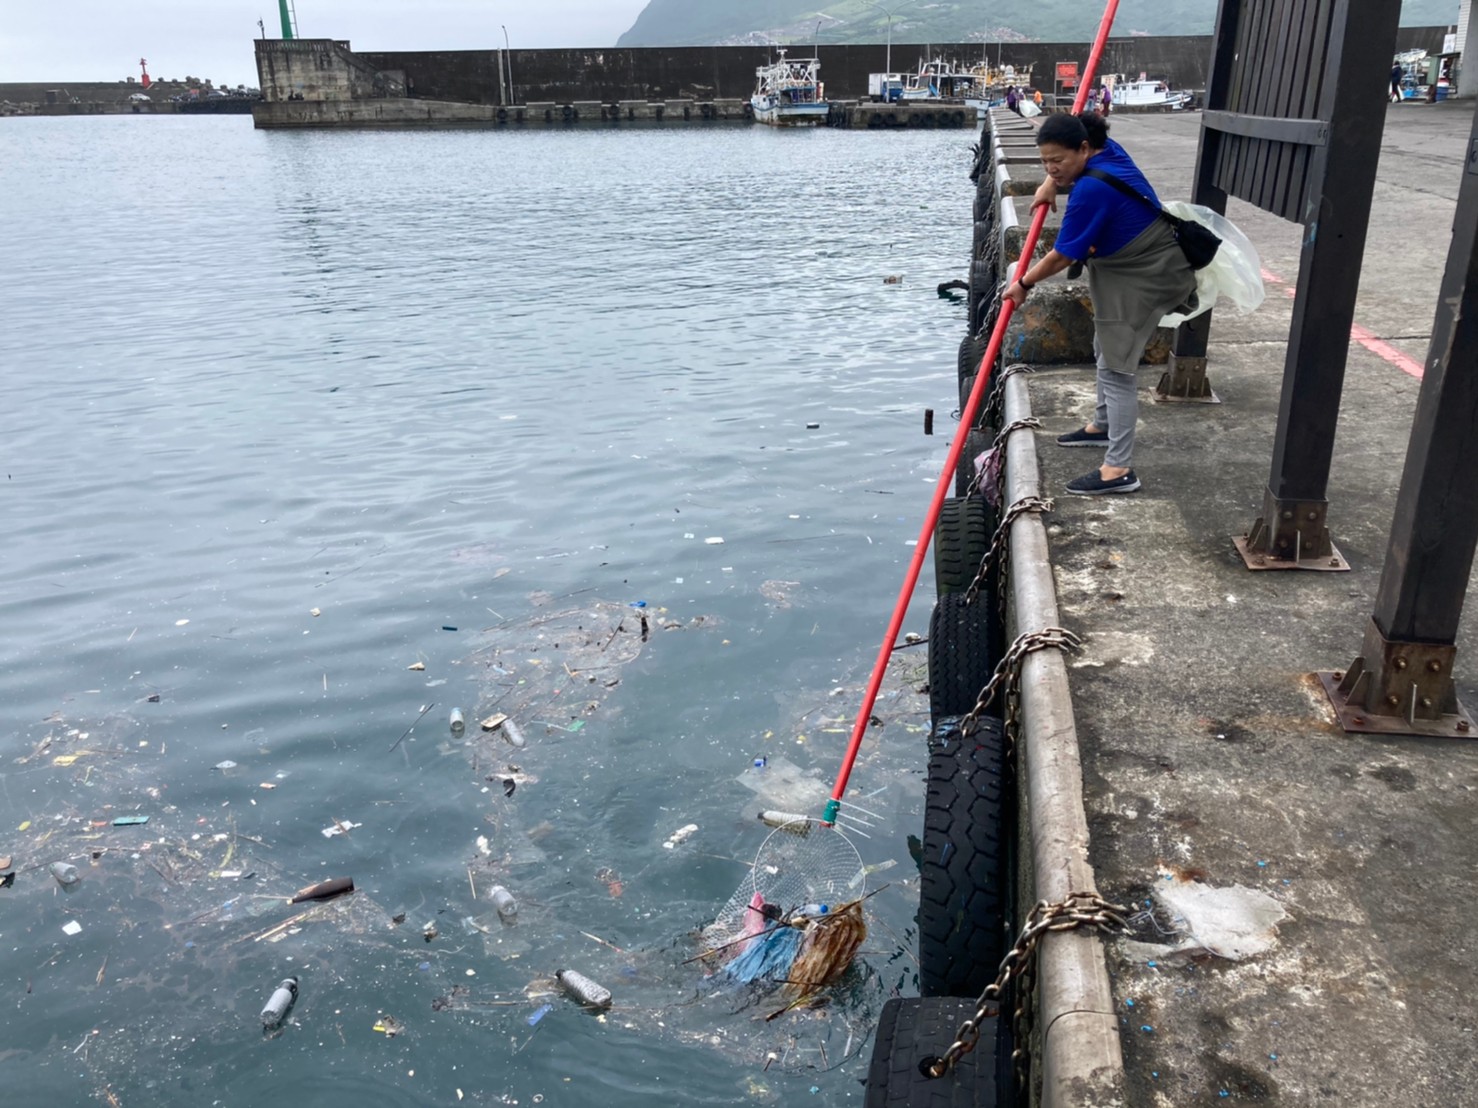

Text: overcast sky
xmin=0 ymin=1 xmax=651 ymax=86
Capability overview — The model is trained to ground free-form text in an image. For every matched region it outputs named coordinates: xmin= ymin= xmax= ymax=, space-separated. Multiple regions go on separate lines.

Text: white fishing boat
xmin=751 ymin=51 xmax=830 ymax=126
xmin=898 ymin=59 xmax=979 ymax=103
xmin=1109 ymin=76 xmax=1192 ymax=109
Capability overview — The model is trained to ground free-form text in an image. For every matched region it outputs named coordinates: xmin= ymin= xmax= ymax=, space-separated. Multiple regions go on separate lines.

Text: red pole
xmin=822 ymin=0 xmax=1122 ymax=825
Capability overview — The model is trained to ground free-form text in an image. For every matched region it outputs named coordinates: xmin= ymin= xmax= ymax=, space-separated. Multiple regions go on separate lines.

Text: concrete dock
xmin=1016 ymin=102 xmax=1478 ymax=1103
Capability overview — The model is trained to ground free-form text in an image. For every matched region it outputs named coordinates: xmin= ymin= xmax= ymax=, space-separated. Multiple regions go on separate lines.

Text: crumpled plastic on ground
xmin=1159 ymin=201 xmax=1266 ymax=326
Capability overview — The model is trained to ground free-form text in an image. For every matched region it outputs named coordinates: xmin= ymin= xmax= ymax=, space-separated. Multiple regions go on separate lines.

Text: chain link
xmin=964 ymin=416 xmax=1041 ymax=504
xmin=957 ymin=626 xmax=1081 ymax=741
xmin=962 ymin=495 xmax=1053 ymax=607
xmin=924 ymin=892 xmax=1130 ymax=1081
xmin=979 ymin=360 xmax=1031 ymax=433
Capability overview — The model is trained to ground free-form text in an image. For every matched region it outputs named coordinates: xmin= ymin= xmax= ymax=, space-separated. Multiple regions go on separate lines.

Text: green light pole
xmin=278 ymin=0 xmax=295 ymax=40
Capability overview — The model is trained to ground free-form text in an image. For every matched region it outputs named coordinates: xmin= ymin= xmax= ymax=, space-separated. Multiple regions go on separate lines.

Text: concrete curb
xmin=1004 ymin=371 xmax=1126 ymax=1108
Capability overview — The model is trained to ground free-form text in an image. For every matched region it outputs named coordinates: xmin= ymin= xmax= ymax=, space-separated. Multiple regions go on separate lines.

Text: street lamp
xmin=502 ymin=24 xmax=515 ymax=105
xmin=865 ymin=0 xmax=919 ymax=76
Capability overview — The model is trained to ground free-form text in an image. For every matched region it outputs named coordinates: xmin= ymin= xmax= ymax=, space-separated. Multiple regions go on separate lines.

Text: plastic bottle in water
xmin=503 ymin=719 xmax=526 ymax=748
xmin=557 ymin=968 xmax=612 ymax=1009
xmin=489 ymin=884 xmax=518 ymax=921
xmin=449 ymin=708 xmax=465 ymax=734
xmin=260 ymin=976 xmax=299 ymax=1028
xmin=49 ymin=862 xmax=79 ymax=887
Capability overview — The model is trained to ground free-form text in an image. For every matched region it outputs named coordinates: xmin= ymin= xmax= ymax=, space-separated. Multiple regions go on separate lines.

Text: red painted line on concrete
xmin=1258 ymin=266 xmax=1425 ymax=380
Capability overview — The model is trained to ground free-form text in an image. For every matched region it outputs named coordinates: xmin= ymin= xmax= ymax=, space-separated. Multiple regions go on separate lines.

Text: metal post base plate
xmin=1317 ymin=670 xmax=1476 ymax=738
xmin=1232 ymin=534 xmax=1350 ymax=571
xmin=1153 ymin=355 xmax=1221 ymax=404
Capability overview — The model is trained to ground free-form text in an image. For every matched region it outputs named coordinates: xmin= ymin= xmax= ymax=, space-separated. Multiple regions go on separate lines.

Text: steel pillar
xmin=1320 ymin=112 xmax=1478 ymax=738
xmin=1233 ymin=0 xmax=1401 ymax=571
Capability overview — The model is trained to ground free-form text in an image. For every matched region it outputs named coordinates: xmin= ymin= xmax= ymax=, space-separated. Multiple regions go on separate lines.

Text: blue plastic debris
xmin=629 ymin=600 xmax=647 ymax=609
xmin=442 ymin=626 xmax=458 ymax=632
xmin=1152 ymin=1072 xmax=1160 ymax=1079
xmin=1269 ymin=1053 xmax=1279 ymax=1061
xmin=1125 ymin=999 xmax=1135 ymax=1008
xmin=418 ymin=961 xmax=431 ymax=971
xmin=1257 ymin=860 xmax=1268 ymax=868
xmin=1146 ymin=960 xmax=1158 ymax=968
xmin=809 ymin=1088 xmax=819 ymax=1095
xmin=753 ymin=756 xmax=767 ymax=770
xmin=527 ymin=1004 xmax=552 ymax=1026
xmin=1140 ymin=1025 xmax=1154 ymax=1033
xmin=1219 ymin=1091 xmax=1230 ymax=1098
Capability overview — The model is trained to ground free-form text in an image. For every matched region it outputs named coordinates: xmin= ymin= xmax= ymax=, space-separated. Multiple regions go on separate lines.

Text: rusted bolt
xmin=1394 ymin=657 xmax=1408 ymax=671
xmin=1353 ymin=716 xmax=1366 ymax=725
xmin=1281 ymin=510 xmax=1293 ymax=520
xmin=1329 ymin=558 xmax=1340 ymax=567
xmin=1427 ymin=660 xmax=1442 ymax=673
xmin=1307 ymin=511 xmax=1319 ymax=521
xmin=1386 ymin=695 xmax=1400 ymax=708
xmin=1420 ymin=697 xmax=1433 ymax=709
xmin=1459 ymin=720 xmax=1471 ymax=732
xmin=1333 ymin=671 xmax=1344 ymax=680
xmin=1254 ymin=556 xmax=1266 ymax=566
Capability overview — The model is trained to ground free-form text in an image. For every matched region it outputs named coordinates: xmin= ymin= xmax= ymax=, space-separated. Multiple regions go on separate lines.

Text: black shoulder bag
xmin=1084 ymin=167 xmax=1221 ymax=269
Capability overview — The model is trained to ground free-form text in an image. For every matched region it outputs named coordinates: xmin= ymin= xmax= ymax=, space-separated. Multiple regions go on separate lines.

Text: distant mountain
xmin=616 ymin=0 xmax=1456 ymax=47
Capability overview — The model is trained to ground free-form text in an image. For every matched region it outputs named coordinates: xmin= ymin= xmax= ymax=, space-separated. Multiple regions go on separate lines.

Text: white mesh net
xmin=702 ymin=818 xmax=865 ymax=954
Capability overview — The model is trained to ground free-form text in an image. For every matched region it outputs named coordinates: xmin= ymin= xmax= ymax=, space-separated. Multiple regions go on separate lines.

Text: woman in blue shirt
xmin=1004 ymin=112 xmax=1196 ymax=495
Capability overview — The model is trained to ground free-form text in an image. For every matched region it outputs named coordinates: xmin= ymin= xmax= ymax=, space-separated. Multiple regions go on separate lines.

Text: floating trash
xmin=663 ymin=823 xmax=698 ymax=850
xmin=261 ymin=977 xmax=298 ymax=1028
xmin=50 ymin=862 xmax=80 ymax=887
xmin=290 ymin=876 xmax=354 ymax=904
xmin=556 ymin=968 xmax=612 ymax=1010
xmin=488 ymin=885 xmax=518 ymax=922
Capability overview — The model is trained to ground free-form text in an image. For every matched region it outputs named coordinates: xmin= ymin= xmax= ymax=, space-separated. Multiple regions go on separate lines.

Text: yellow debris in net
xmin=17 ymin=821 xmax=31 ymax=832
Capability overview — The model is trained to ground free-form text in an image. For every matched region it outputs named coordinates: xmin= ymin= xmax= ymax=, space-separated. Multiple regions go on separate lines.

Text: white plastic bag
xmin=1019 ymin=99 xmax=1042 ymax=118
xmin=1159 ymin=202 xmax=1265 ymax=326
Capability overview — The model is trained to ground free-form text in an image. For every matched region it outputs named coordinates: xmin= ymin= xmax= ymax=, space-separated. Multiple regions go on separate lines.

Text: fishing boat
xmin=899 ymin=58 xmax=979 ymax=103
xmin=963 ymin=62 xmax=1035 ymax=119
xmin=751 ymin=51 xmax=829 ymax=126
xmin=1109 ymin=75 xmax=1192 ymax=109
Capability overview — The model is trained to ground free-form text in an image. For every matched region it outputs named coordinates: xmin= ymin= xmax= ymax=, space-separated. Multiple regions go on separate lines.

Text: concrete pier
xmin=1013 ymin=101 xmax=1478 ymax=1104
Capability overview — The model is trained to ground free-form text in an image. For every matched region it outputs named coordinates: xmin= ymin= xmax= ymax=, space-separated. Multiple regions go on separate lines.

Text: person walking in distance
xmin=1002 ymin=112 xmax=1197 ymax=496
xmin=1391 ymin=60 xmax=1403 ymax=102
xmin=1100 ymin=82 xmax=1112 ymax=114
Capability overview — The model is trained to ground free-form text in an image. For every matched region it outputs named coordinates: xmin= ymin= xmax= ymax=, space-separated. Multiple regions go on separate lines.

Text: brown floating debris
xmin=290 ymin=876 xmax=355 ymax=904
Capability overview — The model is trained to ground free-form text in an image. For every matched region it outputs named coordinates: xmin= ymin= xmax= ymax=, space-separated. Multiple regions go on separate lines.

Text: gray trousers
xmin=1092 ymin=333 xmax=1137 ymax=469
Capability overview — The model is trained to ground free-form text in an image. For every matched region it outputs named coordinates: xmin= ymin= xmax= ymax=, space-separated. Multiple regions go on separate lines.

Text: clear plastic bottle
xmin=503 ymin=719 xmax=526 ymax=748
xmin=489 ymin=884 xmax=518 ymax=921
xmin=557 ymin=968 xmax=612 ymax=1009
xmin=49 ymin=862 xmax=79 ymax=887
xmin=449 ymin=708 xmax=465 ymax=734
xmin=261 ymin=976 xmax=299 ymax=1028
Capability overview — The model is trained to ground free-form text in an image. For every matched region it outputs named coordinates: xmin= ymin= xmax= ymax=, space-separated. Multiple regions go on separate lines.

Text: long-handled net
xmin=699 ymin=818 xmax=866 ymax=993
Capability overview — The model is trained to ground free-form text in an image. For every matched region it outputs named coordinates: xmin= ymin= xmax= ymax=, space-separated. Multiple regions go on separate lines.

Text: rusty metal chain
xmin=964 ymin=416 xmax=1042 ymax=503
xmin=962 ymin=495 xmax=1052 ymax=606
xmin=923 ymin=892 xmax=1130 ymax=1083
xmin=979 ymin=360 xmax=1032 ymax=432
xmin=958 ymin=626 xmax=1082 ymax=741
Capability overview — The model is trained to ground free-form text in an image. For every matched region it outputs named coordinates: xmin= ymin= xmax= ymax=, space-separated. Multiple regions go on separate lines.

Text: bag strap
xmin=1083 ymin=167 xmax=1162 ymax=212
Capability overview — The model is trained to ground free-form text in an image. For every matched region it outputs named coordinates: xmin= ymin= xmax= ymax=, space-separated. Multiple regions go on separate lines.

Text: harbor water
xmin=1 ymin=115 xmax=972 ymax=1106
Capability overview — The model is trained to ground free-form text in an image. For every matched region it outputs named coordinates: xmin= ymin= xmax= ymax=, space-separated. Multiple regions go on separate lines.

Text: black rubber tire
xmin=973 ymin=190 xmax=992 ymax=223
xmin=918 ymin=715 xmax=1011 ymax=998
xmin=934 ymin=498 xmax=992 ymax=596
xmin=958 ymin=333 xmax=988 ymax=382
xmin=953 ymin=427 xmax=993 ymax=498
xmin=972 ymin=218 xmax=993 ymax=260
xmin=928 ymin=592 xmax=998 ymax=720
xmin=864 ymin=997 xmax=1006 ymax=1107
